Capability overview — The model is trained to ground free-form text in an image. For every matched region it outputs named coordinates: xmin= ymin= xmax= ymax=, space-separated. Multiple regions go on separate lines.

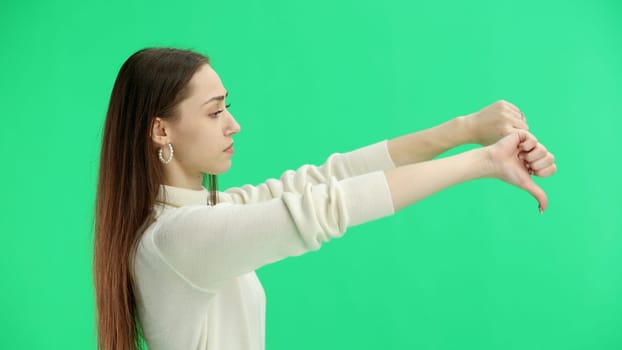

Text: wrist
xmin=451 ymin=115 xmax=477 ymax=145
xmin=476 ymin=146 xmax=497 ymax=179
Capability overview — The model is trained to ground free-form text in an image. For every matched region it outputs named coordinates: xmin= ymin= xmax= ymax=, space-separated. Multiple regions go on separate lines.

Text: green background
xmin=1 ymin=0 xmax=620 ymax=349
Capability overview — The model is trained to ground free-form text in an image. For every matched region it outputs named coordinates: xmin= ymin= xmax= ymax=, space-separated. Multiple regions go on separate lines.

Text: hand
xmin=462 ymin=100 xmax=529 ymax=146
xmin=486 ymin=131 xmax=557 ymax=213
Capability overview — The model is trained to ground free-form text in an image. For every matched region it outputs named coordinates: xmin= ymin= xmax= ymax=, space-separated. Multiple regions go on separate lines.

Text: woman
xmin=93 ymin=47 xmax=556 ymax=350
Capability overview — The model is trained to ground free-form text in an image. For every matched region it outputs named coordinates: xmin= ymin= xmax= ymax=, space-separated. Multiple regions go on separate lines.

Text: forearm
xmin=384 ymin=147 xmax=492 ymax=211
xmin=386 ymin=116 xmax=473 ymax=167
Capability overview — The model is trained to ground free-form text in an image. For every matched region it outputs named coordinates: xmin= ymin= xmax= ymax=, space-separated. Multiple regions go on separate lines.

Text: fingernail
xmin=539 ymin=205 xmax=543 ymax=214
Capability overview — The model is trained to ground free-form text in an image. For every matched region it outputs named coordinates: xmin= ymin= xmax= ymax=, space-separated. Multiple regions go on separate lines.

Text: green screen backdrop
xmin=1 ymin=0 xmax=620 ymax=349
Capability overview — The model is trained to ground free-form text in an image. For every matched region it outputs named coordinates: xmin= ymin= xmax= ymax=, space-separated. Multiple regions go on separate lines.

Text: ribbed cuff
xmin=343 ymin=140 xmax=398 ymax=174
xmin=340 ymin=170 xmax=395 ymax=227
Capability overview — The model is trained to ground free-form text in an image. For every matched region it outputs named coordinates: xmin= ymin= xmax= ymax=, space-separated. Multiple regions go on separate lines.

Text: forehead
xmin=188 ymin=64 xmax=225 ymax=98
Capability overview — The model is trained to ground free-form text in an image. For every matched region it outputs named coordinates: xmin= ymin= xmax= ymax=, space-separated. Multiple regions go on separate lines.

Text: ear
xmin=150 ymin=117 xmax=170 ymax=146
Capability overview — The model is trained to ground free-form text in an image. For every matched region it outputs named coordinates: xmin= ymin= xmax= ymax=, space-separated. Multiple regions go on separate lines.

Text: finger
xmin=511 ymin=118 xmax=529 ymax=131
xmin=519 ymin=177 xmax=548 ymax=213
xmin=517 ymin=131 xmax=538 ymax=152
xmin=529 ymin=153 xmax=555 ymax=171
xmin=501 ymin=100 xmax=521 ymax=113
xmin=507 ymin=109 xmax=524 ymax=120
xmin=533 ymin=164 xmax=557 ymax=177
xmin=521 ymin=144 xmax=548 ymax=162
xmin=506 ymin=102 xmax=527 ymax=122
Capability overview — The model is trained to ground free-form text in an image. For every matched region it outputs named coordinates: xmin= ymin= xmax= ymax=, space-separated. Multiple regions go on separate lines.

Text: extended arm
xmin=221 ymin=101 xmax=527 ymax=204
xmin=386 ymin=130 xmax=555 ymax=212
xmin=387 ymin=100 xmax=528 ymax=167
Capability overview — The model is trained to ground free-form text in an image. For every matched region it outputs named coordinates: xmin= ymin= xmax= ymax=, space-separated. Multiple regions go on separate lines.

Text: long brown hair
xmin=93 ymin=47 xmax=217 ymax=349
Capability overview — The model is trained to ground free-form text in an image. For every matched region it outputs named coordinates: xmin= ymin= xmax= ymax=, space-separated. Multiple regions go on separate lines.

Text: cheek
xmin=201 ymin=126 xmax=221 ymax=146
xmin=175 ymin=118 xmax=223 ymax=154
xmin=173 ymin=122 xmax=204 ymax=155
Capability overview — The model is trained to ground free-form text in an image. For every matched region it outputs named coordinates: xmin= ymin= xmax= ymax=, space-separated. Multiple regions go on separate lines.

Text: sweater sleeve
xmin=220 ymin=139 xmax=397 ymax=204
xmin=150 ymin=170 xmax=395 ymax=292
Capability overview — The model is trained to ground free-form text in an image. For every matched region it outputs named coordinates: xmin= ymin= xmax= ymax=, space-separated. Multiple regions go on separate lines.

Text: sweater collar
xmin=156 ymin=184 xmax=209 ymax=207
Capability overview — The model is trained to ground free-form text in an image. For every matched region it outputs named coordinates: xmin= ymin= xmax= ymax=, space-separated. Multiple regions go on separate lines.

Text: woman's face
xmin=154 ymin=64 xmax=241 ymax=178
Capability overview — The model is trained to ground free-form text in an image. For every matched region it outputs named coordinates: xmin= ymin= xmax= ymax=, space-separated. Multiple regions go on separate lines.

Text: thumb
xmin=519 ymin=177 xmax=548 ymax=213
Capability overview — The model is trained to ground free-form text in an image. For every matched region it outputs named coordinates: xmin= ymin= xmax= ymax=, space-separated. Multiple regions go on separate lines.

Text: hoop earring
xmin=158 ymin=143 xmax=174 ymax=164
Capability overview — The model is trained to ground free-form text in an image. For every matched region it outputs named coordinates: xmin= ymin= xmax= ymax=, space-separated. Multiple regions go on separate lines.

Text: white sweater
xmin=132 ymin=140 xmax=397 ymax=350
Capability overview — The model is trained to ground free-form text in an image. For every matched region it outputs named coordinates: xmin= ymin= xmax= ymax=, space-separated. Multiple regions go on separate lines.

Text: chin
xmin=205 ymin=162 xmax=232 ymax=175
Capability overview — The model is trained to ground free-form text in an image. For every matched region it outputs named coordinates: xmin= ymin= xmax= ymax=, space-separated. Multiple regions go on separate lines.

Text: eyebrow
xmin=201 ymin=91 xmax=228 ymax=106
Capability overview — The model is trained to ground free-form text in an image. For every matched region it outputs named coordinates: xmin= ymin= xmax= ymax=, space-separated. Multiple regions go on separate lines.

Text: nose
xmin=226 ymin=112 xmax=241 ymax=136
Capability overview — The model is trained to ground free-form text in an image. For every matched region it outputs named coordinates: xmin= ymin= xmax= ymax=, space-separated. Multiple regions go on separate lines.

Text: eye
xmin=209 ymin=103 xmax=232 ymax=118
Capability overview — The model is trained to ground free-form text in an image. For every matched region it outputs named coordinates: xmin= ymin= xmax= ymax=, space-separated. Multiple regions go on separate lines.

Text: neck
xmin=162 ymin=162 xmax=204 ymax=190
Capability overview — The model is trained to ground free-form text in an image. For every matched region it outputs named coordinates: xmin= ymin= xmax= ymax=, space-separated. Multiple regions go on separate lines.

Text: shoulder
xmin=147 ymin=201 xmax=235 ymax=238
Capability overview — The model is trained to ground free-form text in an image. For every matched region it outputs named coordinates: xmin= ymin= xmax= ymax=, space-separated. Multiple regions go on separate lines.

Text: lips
xmin=224 ymin=143 xmax=233 ymax=151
